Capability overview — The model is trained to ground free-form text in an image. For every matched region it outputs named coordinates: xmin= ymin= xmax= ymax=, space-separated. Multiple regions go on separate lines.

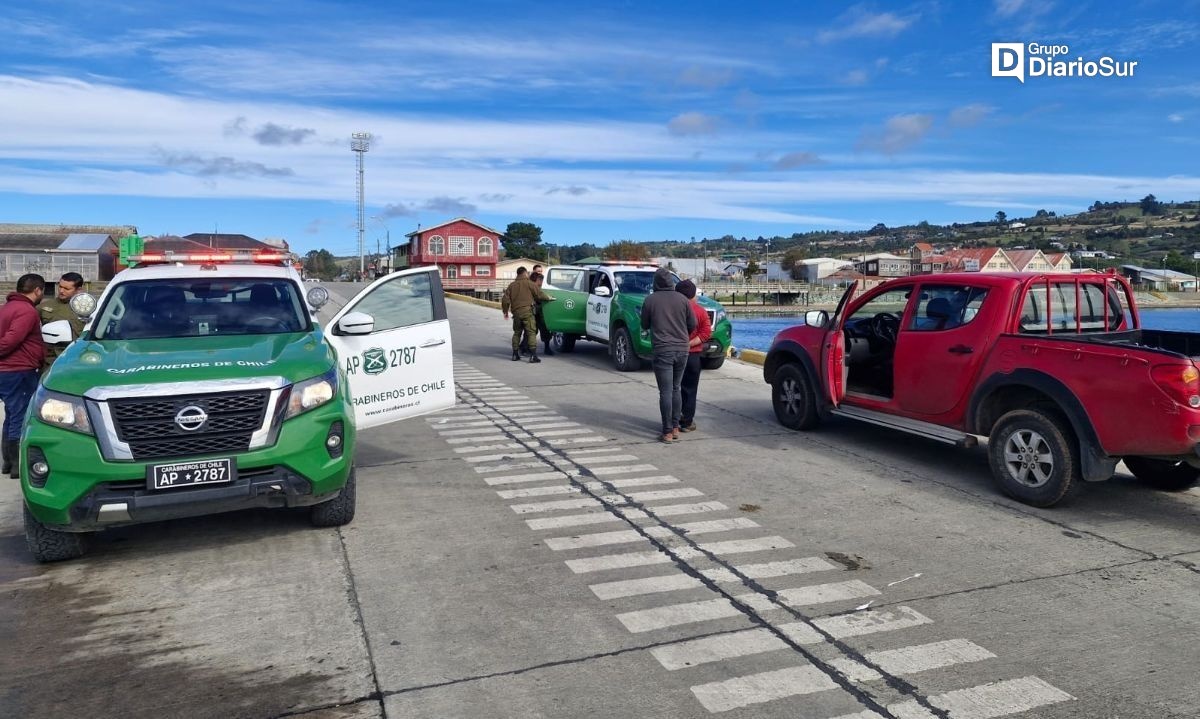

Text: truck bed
xmin=1045 ymin=328 xmax=1200 ymax=358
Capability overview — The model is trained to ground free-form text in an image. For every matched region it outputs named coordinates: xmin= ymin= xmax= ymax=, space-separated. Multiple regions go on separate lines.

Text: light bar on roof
xmin=126 ymin=251 xmax=292 ymax=265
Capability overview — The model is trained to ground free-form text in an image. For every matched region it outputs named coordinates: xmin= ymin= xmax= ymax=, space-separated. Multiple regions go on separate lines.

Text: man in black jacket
xmin=640 ymin=267 xmax=695 ymax=443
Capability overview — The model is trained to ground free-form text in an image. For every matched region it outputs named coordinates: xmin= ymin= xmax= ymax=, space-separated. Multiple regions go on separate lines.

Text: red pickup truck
xmin=764 ymin=271 xmax=1200 ymax=506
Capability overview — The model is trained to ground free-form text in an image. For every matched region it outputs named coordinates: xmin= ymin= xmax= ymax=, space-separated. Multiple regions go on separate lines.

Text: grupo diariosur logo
xmin=991 ymin=42 xmax=1138 ymax=83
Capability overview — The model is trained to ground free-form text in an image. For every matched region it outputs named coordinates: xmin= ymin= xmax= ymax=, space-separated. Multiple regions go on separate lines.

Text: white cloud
xmin=818 ymin=7 xmax=914 ymax=43
xmin=993 ymin=0 xmax=1031 ymax=18
xmin=1168 ymin=113 xmax=1184 ymax=123
xmin=842 ymin=69 xmax=870 ymax=86
xmin=774 ymin=152 xmax=824 ymax=170
xmin=947 ymin=103 xmax=994 ymax=128
xmin=667 ymin=112 xmax=721 ymax=136
xmin=857 ymin=114 xmax=936 ymax=154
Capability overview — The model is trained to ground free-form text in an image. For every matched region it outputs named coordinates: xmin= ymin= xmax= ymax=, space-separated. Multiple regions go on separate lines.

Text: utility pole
xmin=351 ymin=132 xmax=371 ymax=280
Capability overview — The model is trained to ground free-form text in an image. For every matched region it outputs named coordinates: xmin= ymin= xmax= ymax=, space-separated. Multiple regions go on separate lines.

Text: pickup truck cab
xmin=541 ymin=263 xmax=732 ymax=370
xmin=22 ymin=250 xmax=455 ymax=561
xmin=764 ymin=271 xmax=1200 ymax=506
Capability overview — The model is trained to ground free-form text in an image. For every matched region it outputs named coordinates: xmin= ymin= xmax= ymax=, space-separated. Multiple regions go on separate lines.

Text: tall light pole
xmin=351 ymin=132 xmax=371 ymax=279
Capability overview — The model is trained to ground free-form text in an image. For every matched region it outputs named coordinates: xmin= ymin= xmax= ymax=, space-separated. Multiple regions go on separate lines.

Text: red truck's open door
xmin=825 ymin=282 xmax=857 ymax=407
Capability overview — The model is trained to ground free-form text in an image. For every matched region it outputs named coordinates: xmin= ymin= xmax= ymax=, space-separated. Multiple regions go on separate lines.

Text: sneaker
xmin=680 ymin=422 xmax=698 ymax=433
xmin=671 ymin=427 xmax=681 ymax=439
xmin=659 ymin=433 xmax=676 ymax=444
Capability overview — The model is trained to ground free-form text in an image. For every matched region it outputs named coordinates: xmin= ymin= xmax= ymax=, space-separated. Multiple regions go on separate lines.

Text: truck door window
xmin=548 ymin=268 xmax=586 ymax=291
xmin=591 ymin=273 xmax=613 ymax=295
xmin=350 ymin=273 xmax=435 ymax=330
xmin=909 ymin=285 xmax=988 ymax=331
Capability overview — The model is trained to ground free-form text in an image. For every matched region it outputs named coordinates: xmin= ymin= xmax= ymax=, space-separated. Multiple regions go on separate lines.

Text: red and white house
xmin=403 ymin=218 xmax=501 ymax=288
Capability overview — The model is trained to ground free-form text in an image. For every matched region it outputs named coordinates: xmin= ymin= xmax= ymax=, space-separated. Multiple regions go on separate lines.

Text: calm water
xmin=730 ymin=307 xmax=1200 ymax=353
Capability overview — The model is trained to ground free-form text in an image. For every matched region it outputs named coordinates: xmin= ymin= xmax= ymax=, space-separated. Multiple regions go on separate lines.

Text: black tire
xmin=611 ymin=326 xmax=641 ymax=372
xmin=771 ymin=363 xmax=820 ymax=431
xmin=24 ymin=504 xmax=87 ymax=563
xmin=701 ymin=356 xmax=725 ymax=370
xmin=310 ymin=467 xmax=357 ymax=527
xmin=987 ymin=409 xmax=1079 ymax=507
xmin=1123 ymin=456 xmax=1200 ymax=491
xmin=551 ymin=332 xmax=576 ymax=353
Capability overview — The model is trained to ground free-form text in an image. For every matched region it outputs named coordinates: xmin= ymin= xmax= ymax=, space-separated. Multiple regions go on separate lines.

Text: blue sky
xmin=1 ymin=0 xmax=1198 ymax=256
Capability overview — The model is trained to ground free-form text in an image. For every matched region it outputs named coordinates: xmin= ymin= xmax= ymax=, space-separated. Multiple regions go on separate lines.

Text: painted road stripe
xmin=564 ymin=447 xmax=628 ymax=455
xmin=530 ymin=429 xmax=588 ymax=437
xmin=541 ymin=436 xmax=610 ymax=445
xmin=484 ymin=471 xmax=570 ymax=486
xmin=566 ymin=536 xmax=792 ymax=574
xmin=545 ymin=518 xmax=758 ymax=550
xmin=587 ymin=463 xmax=659 ymax=476
xmin=509 ymin=498 xmax=601 ymax=514
xmin=572 ymin=454 xmax=641 ymax=465
xmin=523 ymin=500 xmax=728 ymax=530
xmin=475 ymin=461 xmax=556 ymax=474
xmin=455 ymin=443 xmax=526 ymax=454
xmin=439 ymin=427 xmax=511 ymax=437
xmin=617 ymin=580 xmax=876 ymax=633
xmin=497 ymin=485 xmax=581 ymax=499
xmin=464 ymin=452 xmax=536 ymax=463
xmin=592 ymin=557 xmax=836 ymax=600
xmin=829 ymin=638 xmax=995 ymax=683
xmin=446 ymin=434 xmax=508 ymax=444
xmin=690 ymin=665 xmax=836 ymax=713
xmin=816 ymin=605 xmax=933 ymax=639
xmin=600 ymin=475 xmax=680 ymax=489
xmin=600 ymin=488 xmax=704 ymax=504
xmin=879 ymin=676 xmax=1073 ymax=719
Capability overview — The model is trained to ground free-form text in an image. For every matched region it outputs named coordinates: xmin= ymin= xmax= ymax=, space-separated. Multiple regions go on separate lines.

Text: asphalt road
xmin=2 ymin=289 xmax=1199 ymax=719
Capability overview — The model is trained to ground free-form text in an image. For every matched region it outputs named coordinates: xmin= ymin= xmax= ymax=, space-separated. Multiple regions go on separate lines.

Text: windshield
xmin=615 ymin=271 xmax=681 ymax=295
xmin=92 ymin=278 xmax=309 ymax=340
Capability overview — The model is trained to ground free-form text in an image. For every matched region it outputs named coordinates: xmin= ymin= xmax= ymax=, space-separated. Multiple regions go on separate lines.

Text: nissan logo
xmin=174 ymin=405 xmax=208 ymax=432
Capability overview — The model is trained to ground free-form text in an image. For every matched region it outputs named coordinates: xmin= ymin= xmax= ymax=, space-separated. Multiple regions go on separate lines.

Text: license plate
xmin=148 ymin=458 xmax=235 ymax=490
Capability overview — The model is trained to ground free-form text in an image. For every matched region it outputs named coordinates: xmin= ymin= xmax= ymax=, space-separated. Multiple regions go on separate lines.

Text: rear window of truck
xmin=1018 ymin=281 xmax=1130 ymax=334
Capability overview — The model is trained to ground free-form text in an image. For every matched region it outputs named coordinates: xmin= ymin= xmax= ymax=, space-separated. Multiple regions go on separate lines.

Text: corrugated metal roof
xmin=57 ymin=233 xmax=115 ymax=251
xmin=0 ymin=234 xmax=65 ymax=251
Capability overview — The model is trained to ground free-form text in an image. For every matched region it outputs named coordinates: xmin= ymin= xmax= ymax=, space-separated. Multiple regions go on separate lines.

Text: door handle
xmin=948 ymin=344 xmax=973 ymax=355
xmin=420 ymin=338 xmax=446 ymax=348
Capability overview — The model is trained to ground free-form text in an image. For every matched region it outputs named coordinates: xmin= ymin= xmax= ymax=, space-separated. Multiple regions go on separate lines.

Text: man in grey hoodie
xmin=640 ymin=267 xmax=696 ymax=443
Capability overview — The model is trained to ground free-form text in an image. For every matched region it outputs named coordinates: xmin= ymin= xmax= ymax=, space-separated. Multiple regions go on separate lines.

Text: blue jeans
xmin=652 ymin=351 xmax=688 ymax=435
xmin=0 ymin=369 xmax=39 ymax=440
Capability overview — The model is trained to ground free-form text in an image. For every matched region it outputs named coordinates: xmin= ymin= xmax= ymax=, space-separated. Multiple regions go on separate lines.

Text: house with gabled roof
xmin=403 ymin=217 xmax=501 ymax=285
xmin=1044 ymin=252 xmax=1073 ymax=271
xmin=1005 ymin=249 xmax=1055 ymax=272
xmin=939 ymin=247 xmax=1016 ymax=273
xmin=0 ymin=225 xmax=129 ymax=282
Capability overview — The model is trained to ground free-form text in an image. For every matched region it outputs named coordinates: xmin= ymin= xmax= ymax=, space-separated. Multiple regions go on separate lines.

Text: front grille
xmin=109 ymin=391 xmax=269 ymax=460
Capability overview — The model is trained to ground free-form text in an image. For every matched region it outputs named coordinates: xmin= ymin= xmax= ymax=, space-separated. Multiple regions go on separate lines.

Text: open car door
xmin=824 ymin=282 xmax=858 ymax=408
xmin=325 ymin=267 xmax=455 ymax=430
xmin=542 ymin=265 xmax=589 ymax=336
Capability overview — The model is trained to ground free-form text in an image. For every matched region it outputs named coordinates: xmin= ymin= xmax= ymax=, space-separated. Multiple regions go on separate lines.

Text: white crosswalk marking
xmin=510 ymin=498 xmax=601 ymax=514
xmin=566 ymin=536 xmax=793 ymax=574
xmin=545 ymin=518 xmax=758 ymax=550
xmin=591 ymin=557 xmax=837 ymax=600
xmin=829 ymin=639 xmax=995 ymax=683
xmin=596 ymin=475 xmax=680 ymax=489
xmin=464 ymin=452 xmax=535 ymax=463
xmin=587 ymin=463 xmax=658 ymax=476
xmin=868 ymin=676 xmax=1074 ymax=719
xmin=523 ymin=501 xmax=729 ymax=530
xmin=616 ymin=580 xmax=877 ymax=633
xmin=484 ymin=471 xmax=570 ymax=486
xmin=455 ymin=443 xmax=526 ymax=453
xmin=570 ymin=454 xmax=641 ymax=466
xmin=691 ymin=665 xmax=836 ymax=713
xmin=599 ymin=488 xmax=704 ymax=504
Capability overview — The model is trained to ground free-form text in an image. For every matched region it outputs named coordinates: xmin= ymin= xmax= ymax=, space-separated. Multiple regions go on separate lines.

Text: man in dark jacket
xmin=0 ymin=274 xmax=46 ymax=476
xmin=640 ymin=267 xmax=695 ymax=443
xmin=502 ymin=267 xmax=554 ymax=363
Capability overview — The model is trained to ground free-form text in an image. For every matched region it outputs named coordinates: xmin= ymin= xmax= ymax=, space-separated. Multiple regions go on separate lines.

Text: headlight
xmin=35 ymin=387 xmax=93 ymax=435
xmin=285 ymin=368 xmax=337 ymax=419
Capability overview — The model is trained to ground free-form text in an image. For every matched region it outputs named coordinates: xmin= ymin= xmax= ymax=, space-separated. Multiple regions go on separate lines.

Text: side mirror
xmin=306 ymin=285 xmax=330 ymax=310
xmin=68 ymin=292 xmax=98 ymax=318
xmin=593 ymin=286 xmax=611 ymax=298
xmin=337 ymin=311 xmax=374 ymax=335
xmin=42 ymin=319 xmax=73 ymax=345
xmin=804 ymin=310 xmax=829 ymax=328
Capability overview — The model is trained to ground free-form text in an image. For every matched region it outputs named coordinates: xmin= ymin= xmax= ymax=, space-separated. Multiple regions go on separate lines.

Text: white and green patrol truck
xmin=21 ymin=247 xmax=455 ymax=562
xmin=540 ymin=263 xmax=733 ymax=371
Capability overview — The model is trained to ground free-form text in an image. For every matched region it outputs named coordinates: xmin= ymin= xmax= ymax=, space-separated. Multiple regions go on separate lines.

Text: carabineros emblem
xmin=362 ymin=347 xmax=388 ymax=375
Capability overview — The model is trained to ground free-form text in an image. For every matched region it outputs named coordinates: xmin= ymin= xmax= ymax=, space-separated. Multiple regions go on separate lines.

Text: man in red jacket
xmin=676 ymin=279 xmax=712 ymax=433
xmin=0 ymin=274 xmax=46 ymax=477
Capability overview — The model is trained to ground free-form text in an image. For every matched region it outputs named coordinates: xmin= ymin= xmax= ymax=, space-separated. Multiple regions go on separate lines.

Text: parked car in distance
xmin=764 ymin=271 xmax=1200 ymax=507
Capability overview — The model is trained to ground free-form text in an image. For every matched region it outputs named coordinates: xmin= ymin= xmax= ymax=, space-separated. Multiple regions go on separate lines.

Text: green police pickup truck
xmin=540 ymin=263 xmax=732 ymax=371
xmin=22 ymin=250 xmax=455 ymax=562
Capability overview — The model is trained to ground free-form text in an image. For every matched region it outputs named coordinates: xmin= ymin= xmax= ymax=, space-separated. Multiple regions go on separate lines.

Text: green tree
xmin=995 ymin=211 xmax=1007 ymax=225
xmin=743 ymin=258 xmax=761 ymax=282
xmin=602 ymin=240 xmax=650 ymax=261
xmin=780 ymin=247 xmax=807 ymax=280
xmin=501 ymin=222 xmax=548 ymax=261
xmin=1140 ymin=194 xmax=1162 ymax=216
xmin=303 ymin=249 xmax=339 ymax=280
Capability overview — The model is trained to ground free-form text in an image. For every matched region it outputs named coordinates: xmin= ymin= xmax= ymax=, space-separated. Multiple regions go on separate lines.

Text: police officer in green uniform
xmin=501 ymin=267 xmax=553 ymax=363
xmin=39 ymin=272 xmax=86 ymax=366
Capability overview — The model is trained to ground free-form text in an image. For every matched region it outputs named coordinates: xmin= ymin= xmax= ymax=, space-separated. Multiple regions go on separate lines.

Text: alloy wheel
xmin=1002 ymin=429 xmax=1054 ymax=488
